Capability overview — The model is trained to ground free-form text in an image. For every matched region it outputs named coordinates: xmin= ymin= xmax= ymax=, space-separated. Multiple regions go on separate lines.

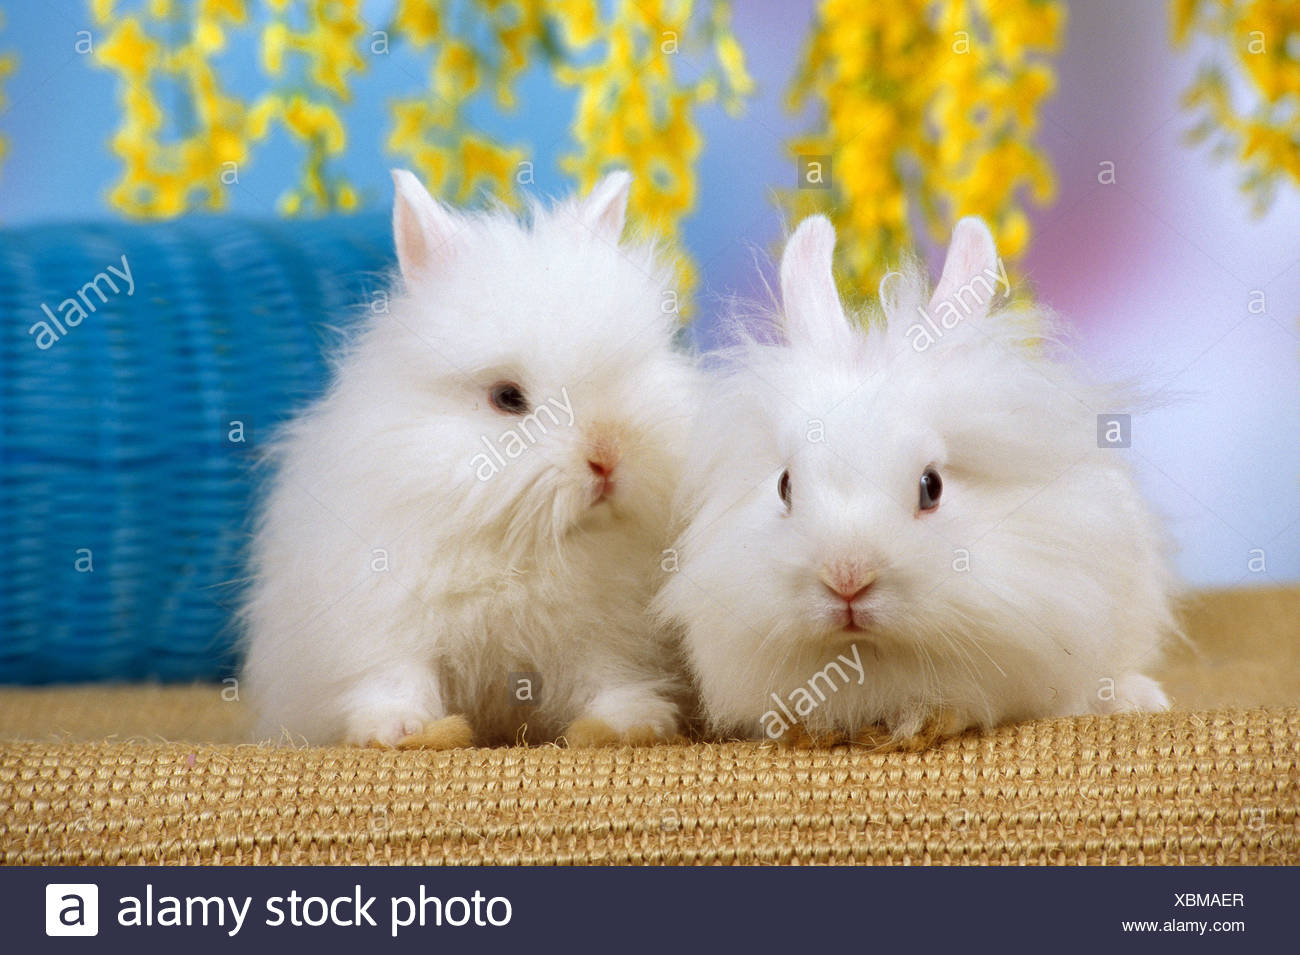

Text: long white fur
xmin=241 ymin=170 xmax=697 ymax=746
xmin=656 ymin=215 xmax=1176 ymax=741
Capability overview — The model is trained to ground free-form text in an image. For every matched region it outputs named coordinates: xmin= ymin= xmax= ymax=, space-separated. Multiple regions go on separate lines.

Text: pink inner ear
xmin=580 ymin=171 xmax=632 ymax=240
xmin=779 ymin=216 xmax=847 ymax=352
xmin=391 ymin=170 xmax=461 ymax=283
xmin=931 ymin=218 xmax=998 ymax=310
xmin=394 ymin=200 xmax=430 ymax=277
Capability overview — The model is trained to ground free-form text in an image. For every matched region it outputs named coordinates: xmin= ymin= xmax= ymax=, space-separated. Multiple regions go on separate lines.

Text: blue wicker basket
xmin=0 ymin=215 xmax=394 ymax=683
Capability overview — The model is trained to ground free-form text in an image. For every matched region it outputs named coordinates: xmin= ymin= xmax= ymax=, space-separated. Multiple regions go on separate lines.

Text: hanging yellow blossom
xmin=558 ymin=0 xmax=753 ymax=301
xmin=0 ymin=12 xmax=15 ymax=191
xmin=384 ymin=1 xmax=548 ymax=209
xmin=458 ymin=133 xmax=527 ymax=204
xmin=392 ymin=0 xmax=441 ymax=48
xmin=90 ymin=0 xmax=754 ymax=296
xmin=787 ymin=0 xmax=1064 ymax=300
xmin=384 ymin=0 xmax=750 ymax=305
xmin=1173 ymin=0 xmax=1300 ymax=214
xmin=93 ymin=0 xmax=253 ymax=218
xmin=255 ymin=0 xmax=367 ymax=215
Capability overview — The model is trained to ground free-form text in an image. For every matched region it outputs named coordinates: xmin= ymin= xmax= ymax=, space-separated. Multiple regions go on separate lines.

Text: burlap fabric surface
xmin=2 ymin=588 xmax=1297 ymax=865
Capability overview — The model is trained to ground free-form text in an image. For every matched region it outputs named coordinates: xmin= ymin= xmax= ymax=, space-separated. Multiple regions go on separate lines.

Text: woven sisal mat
xmin=1 ymin=587 xmax=1297 ymax=865
xmin=0 ymin=708 xmax=1294 ymax=864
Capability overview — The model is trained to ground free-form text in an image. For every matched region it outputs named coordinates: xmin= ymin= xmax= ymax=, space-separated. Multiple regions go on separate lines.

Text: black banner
xmin=6 ymin=866 xmax=1289 ymax=952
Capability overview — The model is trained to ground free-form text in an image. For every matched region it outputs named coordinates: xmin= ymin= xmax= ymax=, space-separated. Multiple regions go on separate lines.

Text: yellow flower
xmin=0 ymin=22 xmax=9 ymax=186
xmin=551 ymin=0 xmax=601 ymax=48
xmin=0 ymin=53 xmax=16 ymax=109
xmin=457 ymin=134 xmax=525 ymax=203
xmin=247 ymin=96 xmax=280 ymax=139
xmin=434 ymin=41 xmax=480 ymax=102
xmin=556 ymin=1 xmax=752 ymax=310
xmin=98 ymin=17 xmax=158 ymax=81
xmin=283 ymin=96 xmax=346 ymax=154
xmin=997 ymin=208 xmax=1029 ymax=258
xmin=262 ymin=21 xmax=288 ymax=74
xmin=387 ymin=100 xmax=429 ymax=155
xmin=413 ymin=145 xmax=451 ymax=193
xmin=394 ymin=0 xmax=442 ymax=48
xmin=787 ymin=0 xmax=1065 ymax=299
xmin=1175 ymin=0 xmax=1300 ymax=212
xmin=88 ymin=0 xmax=751 ymax=250
xmin=194 ymin=16 xmax=225 ymax=54
xmin=201 ymin=0 xmax=248 ymax=22
xmin=715 ymin=30 xmax=754 ymax=101
xmin=306 ymin=3 xmax=366 ymax=100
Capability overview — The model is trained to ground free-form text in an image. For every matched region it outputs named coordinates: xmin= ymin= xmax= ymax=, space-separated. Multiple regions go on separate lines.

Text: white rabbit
xmin=655 ymin=215 xmax=1175 ymax=748
xmin=241 ymin=170 xmax=697 ymax=748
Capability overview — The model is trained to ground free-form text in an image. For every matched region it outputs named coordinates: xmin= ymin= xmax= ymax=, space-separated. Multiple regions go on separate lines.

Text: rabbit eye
xmin=778 ymin=469 xmax=792 ymax=510
xmin=489 ymin=381 xmax=529 ymax=415
xmin=919 ymin=466 xmax=942 ymax=512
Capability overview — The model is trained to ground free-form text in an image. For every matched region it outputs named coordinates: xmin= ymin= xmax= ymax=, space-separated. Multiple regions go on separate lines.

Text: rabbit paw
xmin=341 ymin=669 xmax=461 ymax=748
xmin=776 ymin=710 xmax=973 ymax=752
xmin=563 ymin=686 xmax=681 ymax=747
xmin=389 ymin=714 xmax=474 ymax=750
xmin=562 ymin=717 xmax=680 ymax=747
xmin=853 ymin=708 xmax=973 ymax=753
xmin=1107 ymin=673 xmax=1170 ymax=713
xmin=346 ymin=711 xmax=472 ymax=750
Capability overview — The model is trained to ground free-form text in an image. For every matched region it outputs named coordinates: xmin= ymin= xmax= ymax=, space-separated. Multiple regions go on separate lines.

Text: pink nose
xmin=585 ymin=425 xmax=623 ymax=480
xmin=587 ymin=447 xmax=618 ymax=502
xmin=819 ymin=562 xmax=878 ymax=603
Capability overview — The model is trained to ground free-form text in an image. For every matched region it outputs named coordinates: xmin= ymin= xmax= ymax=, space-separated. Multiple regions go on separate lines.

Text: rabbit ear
xmin=779 ymin=215 xmax=848 ymax=351
xmin=578 ymin=170 xmax=632 ymax=242
xmin=391 ymin=169 xmax=461 ymax=285
xmin=930 ymin=217 xmax=1000 ymax=319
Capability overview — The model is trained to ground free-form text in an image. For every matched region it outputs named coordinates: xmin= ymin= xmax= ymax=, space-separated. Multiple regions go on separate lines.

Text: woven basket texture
xmin=0 ymin=216 xmax=392 ymax=682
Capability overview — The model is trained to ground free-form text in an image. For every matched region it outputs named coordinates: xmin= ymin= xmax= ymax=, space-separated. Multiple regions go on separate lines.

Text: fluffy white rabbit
xmin=656 ymin=215 xmax=1175 ymax=748
xmin=241 ymin=170 xmax=697 ymax=747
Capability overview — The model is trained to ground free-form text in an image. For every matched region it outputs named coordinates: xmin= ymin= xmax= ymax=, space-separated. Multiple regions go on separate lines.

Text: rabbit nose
xmin=819 ymin=561 xmax=878 ymax=602
xmin=585 ymin=425 xmax=623 ymax=477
